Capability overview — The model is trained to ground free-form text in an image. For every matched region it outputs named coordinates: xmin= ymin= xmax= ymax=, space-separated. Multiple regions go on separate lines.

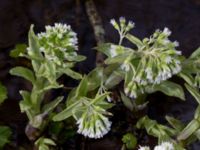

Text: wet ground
xmin=0 ymin=0 xmax=200 ymax=149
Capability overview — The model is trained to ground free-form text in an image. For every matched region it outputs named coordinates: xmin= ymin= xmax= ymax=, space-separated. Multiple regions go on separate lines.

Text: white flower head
xmin=127 ymin=21 xmax=135 ymax=29
xmin=173 ymin=41 xmax=179 ymax=47
xmin=154 ymin=142 xmax=174 ymax=150
xmin=163 ymin=27 xmax=171 ymax=36
xmin=77 ymin=109 xmax=111 ymax=139
xmin=119 ymin=17 xmax=126 ymax=23
xmin=36 ymin=22 xmax=79 ymax=65
xmin=110 ymin=19 xmax=116 ymax=26
xmin=138 ymin=146 xmax=150 ymax=150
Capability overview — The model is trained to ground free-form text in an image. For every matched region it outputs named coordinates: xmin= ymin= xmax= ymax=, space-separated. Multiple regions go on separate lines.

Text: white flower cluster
xmin=37 ymin=23 xmax=78 ymax=65
xmin=77 ymin=106 xmax=111 ymax=139
xmin=154 ymin=142 xmax=174 ymax=150
xmin=120 ymin=27 xmax=182 ymax=98
xmin=110 ymin=17 xmax=135 ymax=44
xmin=110 ymin=17 xmax=135 ymax=32
xmin=139 ymin=142 xmax=174 ymax=150
xmin=130 ymin=27 xmax=181 ymax=85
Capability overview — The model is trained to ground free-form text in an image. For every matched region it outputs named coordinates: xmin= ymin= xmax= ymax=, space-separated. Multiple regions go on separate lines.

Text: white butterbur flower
xmin=37 ymin=23 xmax=78 ymax=65
xmin=163 ymin=27 xmax=171 ymax=36
xmin=77 ymin=107 xmax=111 ymax=139
xmin=138 ymin=146 xmax=150 ymax=150
xmin=133 ymin=27 xmax=182 ymax=85
xmin=154 ymin=142 xmax=174 ymax=150
xmin=138 ymin=142 xmax=174 ymax=150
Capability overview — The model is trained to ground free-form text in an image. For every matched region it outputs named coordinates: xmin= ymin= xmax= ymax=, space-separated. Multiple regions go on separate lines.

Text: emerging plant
xmin=10 ymin=18 xmax=200 ymax=149
xmin=10 ymin=23 xmax=85 ymax=143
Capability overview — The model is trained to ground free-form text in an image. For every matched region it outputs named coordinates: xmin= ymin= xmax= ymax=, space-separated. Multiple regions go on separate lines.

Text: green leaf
xmin=87 ymin=67 xmax=103 ymax=91
xmin=97 ymin=100 xmax=114 ymax=110
xmin=177 ymin=120 xmax=200 ymax=141
xmin=90 ymin=92 xmax=109 ymax=105
xmin=0 ymin=126 xmax=12 ymax=148
xmin=122 ymin=133 xmax=137 ymax=149
xmin=62 ymin=68 xmax=82 ymax=80
xmin=9 ymin=44 xmax=27 ymax=58
xmin=165 ymin=116 xmax=185 ymax=131
xmin=35 ymin=137 xmax=56 ymax=150
xmin=0 ymin=83 xmax=7 ymax=104
xmin=19 ymin=90 xmax=32 ymax=112
xmin=43 ymin=138 xmax=56 ymax=146
xmin=126 ymin=33 xmax=143 ymax=48
xmin=28 ymin=25 xmax=43 ymax=72
xmin=95 ymin=43 xmax=112 ymax=57
xmin=66 ymin=55 xmax=86 ymax=62
xmin=185 ymin=84 xmax=200 ymax=104
xmin=53 ymin=100 xmax=81 ymax=121
xmin=120 ymin=92 xmax=134 ymax=111
xmin=42 ymin=96 xmax=63 ymax=113
xmin=189 ymin=47 xmax=200 ymax=59
xmin=194 ymin=106 xmax=200 ymax=119
xmin=195 ymin=129 xmax=200 ymax=140
xmin=10 ymin=67 xmax=35 ymax=83
xmin=105 ymin=70 xmax=123 ymax=89
xmin=28 ymin=25 xmax=43 ymax=58
xmin=104 ymin=52 xmax=132 ymax=64
xmin=76 ymin=76 xmax=88 ymax=97
xmin=146 ymin=81 xmax=185 ymax=100
xmin=178 ymin=72 xmax=194 ymax=86
xmin=136 ymin=116 xmax=176 ymax=143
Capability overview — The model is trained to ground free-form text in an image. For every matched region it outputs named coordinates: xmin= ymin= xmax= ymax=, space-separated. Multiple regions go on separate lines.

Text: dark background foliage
xmin=0 ymin=0 xmax=200 ymax=149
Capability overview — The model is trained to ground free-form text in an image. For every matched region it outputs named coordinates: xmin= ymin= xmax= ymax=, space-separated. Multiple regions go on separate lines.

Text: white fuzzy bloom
xmin=110 ymin=19 xmax=116 ymax=26
xmin=154 ymin=142 xmax=174 ymax=150
xmin=163 ymin=27 xmax=171 ymax=36
xmin=77 ymin=112 xmax=111 ymax=139
xmin=119 ymin=17 xmax=126 ymax=23
xmin=138 ymin=146 xmax=150 ymax=150
xmin=106 ymin=95 xmax=112 ymax=102
xmin=127 ymin=21 xmax=135 ymax=29
xmin=173 ymin=41 xmax=179 ymax=47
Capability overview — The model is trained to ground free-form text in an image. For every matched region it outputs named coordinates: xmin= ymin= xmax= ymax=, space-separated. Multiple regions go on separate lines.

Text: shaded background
xmin=0 ymin=0 xmax=200 ymax=149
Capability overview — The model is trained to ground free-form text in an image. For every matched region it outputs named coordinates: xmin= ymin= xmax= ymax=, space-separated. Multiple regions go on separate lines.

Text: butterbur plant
xmin=10 ymin=23 xmax=85 ymax=141
xmin=9 ymin=17 xmax=200 ymax=149
xmin=53 ymin=76 xmax=113 ymax=139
